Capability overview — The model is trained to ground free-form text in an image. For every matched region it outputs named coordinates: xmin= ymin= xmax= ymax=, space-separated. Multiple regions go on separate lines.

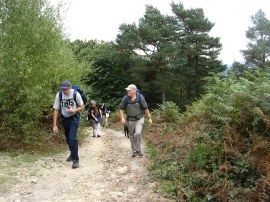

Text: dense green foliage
xmin=70 ymin=40 xmax=130 ymax=108
xmin=116 ymin=3 xmax=225 ymax=108
xmin=71 ymin=3 xmax=226 ymax=110
xmin=145 ymin=68 xmax=270 ymax=201
xmin=117 ymin=5 xmax=174 ymax=105
xmin=0 ymin=0 xmax=82 ymax=149
xmin=229 ymin=62 xmax=250 ymax=77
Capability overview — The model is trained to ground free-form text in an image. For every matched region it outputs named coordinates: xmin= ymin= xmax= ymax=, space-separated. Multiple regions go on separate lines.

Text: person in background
xmin=119 ymin=84 xmax=152 ymax=158
xmin=101 ymin=103 xmax=110 ymax=128
xmin=52 ymin=80 xmax=84 ymax=169
xmin=96 ymin=104 xmax=103 ymax=135
xmin=88 ymin=100 xmax=102 ymax=137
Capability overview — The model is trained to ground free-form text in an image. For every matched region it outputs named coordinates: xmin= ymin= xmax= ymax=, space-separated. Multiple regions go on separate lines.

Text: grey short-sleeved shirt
xmin=53 ymin=89 xmax=84 ymax=117
xmin=119 ymin=94 xmax=148 ymax=120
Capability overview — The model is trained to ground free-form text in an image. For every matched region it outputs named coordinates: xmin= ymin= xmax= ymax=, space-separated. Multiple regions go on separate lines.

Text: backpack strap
xmin=124 ymin=95 xmax=129 ymax=107
xmin=59 ymin=90 xmax=77 ymax=105
xmin=137 ymin=93 xmax=141 ymax=103
xmin=124 ymin=93 xmax=142 ymax=109
xmin=59 ymin=91 xmax=62 ymax=104
xmin=73 ymin=89 xmax=77 ymax=105
xmin=124 ymin=93 xmax=144 ymax=121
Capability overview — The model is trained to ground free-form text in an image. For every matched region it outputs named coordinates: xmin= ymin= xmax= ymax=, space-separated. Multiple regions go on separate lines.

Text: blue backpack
xmin=59 ymin=86 xmax=88 ymax=106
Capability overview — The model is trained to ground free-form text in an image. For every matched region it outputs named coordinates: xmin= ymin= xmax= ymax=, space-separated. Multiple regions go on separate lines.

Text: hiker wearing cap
xmin=52 ymin=80 xmax=84 ymax=169
xmin=119 ymin=84 xmax=152 ymax=157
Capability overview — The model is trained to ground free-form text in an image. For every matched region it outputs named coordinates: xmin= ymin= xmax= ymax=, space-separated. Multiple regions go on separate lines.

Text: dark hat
xmin=60 ymin=80 xmax=71 ymax=90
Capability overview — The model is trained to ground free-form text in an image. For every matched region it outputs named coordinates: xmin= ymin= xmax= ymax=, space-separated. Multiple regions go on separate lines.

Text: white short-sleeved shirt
xmin=53 ymin=89 xmax=84 ymax=117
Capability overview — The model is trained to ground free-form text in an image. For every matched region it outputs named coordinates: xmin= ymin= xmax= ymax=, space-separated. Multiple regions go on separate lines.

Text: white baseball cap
xmin=125 ymin=84 xmax=137 ymax=91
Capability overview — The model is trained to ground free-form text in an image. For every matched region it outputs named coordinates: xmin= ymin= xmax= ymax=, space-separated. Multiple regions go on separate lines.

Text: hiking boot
xmin=72 ymin=160 xmax=79 ymax=169
xmin=97 ymin=135 xmax=101 ymax=137
xmin=137 ymin=151 xmax=143 ymax=157
xmin=132 ymin=153 xmax=137 ymax=158
xmin=138 ymin=153 xmax=143 ymax=157
xmin=66 ymin=156 xmax=72 ymax=162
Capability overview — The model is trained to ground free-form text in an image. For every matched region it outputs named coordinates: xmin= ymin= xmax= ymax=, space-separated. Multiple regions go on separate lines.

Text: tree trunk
xmin=162 ymin=89 xmax=166 ymax=106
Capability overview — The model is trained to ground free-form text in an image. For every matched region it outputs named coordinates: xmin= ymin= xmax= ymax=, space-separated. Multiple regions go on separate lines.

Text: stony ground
xmin=0 ymin=128 xmax=175 ymax=202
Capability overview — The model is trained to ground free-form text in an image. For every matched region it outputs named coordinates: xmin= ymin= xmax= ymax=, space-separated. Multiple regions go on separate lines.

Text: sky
xmin=50 ymin=0 xmax=270 ymax=65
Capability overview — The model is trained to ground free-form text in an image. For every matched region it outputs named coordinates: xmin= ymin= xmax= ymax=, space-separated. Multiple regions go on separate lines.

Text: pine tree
xmin=241 ymin=9 xmax=270 ymax=68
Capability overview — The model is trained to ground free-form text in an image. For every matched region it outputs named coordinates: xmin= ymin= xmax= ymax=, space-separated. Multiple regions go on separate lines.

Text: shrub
xmin=145 ymin=68 xmax=270 ymax=201
xmin=153 ymin=101 xmax=180 ymax=124
xmin=0 ymin=0 xmax=83 ymax=149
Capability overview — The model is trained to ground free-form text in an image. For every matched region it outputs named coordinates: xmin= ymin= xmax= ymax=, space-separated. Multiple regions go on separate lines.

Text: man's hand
xmin=144 ymin=109 xmax=152 ymax=126
xmin=53 ymin=109 xmax=59 ymax=135
xmin=148 ymin=117 xmax=153 ymax=125
xmin=52 ymin=125 xmax=59 ymax=135
xmin=121 ymin=117 xmax=126 ymax=125
xmin=66 ymin=107 xmax=74 ymax=113
xmin=119 ymin=110 xmax=126 ymax=125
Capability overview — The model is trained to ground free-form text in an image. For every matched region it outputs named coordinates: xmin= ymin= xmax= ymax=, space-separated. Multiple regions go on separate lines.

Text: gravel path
xmin=0 ymin=128 xmax=174 ymax=202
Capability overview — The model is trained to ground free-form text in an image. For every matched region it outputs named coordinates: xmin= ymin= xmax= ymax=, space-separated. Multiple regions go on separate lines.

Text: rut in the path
xmin=0 ymin=128 xmax=174 ymax=202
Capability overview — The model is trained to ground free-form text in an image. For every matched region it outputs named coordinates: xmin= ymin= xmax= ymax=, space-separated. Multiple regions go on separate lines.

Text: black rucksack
xmin=59 ymin=85 xmax=88 ymax=106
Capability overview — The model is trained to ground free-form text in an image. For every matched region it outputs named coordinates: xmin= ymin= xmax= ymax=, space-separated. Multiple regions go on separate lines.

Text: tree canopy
xmin=70 ymin=40 xmax=131 ymax=108
xmin=241 ymin=9 xmax=270 ymax=68
xmin=115 ymin=3 xmax=225 ymax=108
xmin=0 ymin=0 xmax=82 ymax=148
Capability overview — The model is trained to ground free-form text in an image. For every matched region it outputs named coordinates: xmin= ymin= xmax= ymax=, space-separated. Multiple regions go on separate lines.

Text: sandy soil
xmin=0 ymin=128 xmax=174 ymax=202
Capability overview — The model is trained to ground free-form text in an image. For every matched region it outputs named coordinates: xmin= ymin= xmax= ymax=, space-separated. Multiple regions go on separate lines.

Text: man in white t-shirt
xmin=52 ymin=80 xmax=84 ymax=169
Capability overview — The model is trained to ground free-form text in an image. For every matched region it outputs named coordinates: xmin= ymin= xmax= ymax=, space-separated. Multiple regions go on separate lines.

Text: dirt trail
xmin=0 ymin=128 xmax=174 ymax=202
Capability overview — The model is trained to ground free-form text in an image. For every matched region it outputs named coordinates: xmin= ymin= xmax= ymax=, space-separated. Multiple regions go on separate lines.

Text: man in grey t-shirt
xmin=119 ymin=84 xmax=152 ymax=157
xmin=52 ymin=80 xmax=84 ymax=169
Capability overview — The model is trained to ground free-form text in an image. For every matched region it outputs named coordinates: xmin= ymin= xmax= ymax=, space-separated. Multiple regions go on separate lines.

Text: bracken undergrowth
xmin=145 ymin=68 xmax=270 ymax=201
